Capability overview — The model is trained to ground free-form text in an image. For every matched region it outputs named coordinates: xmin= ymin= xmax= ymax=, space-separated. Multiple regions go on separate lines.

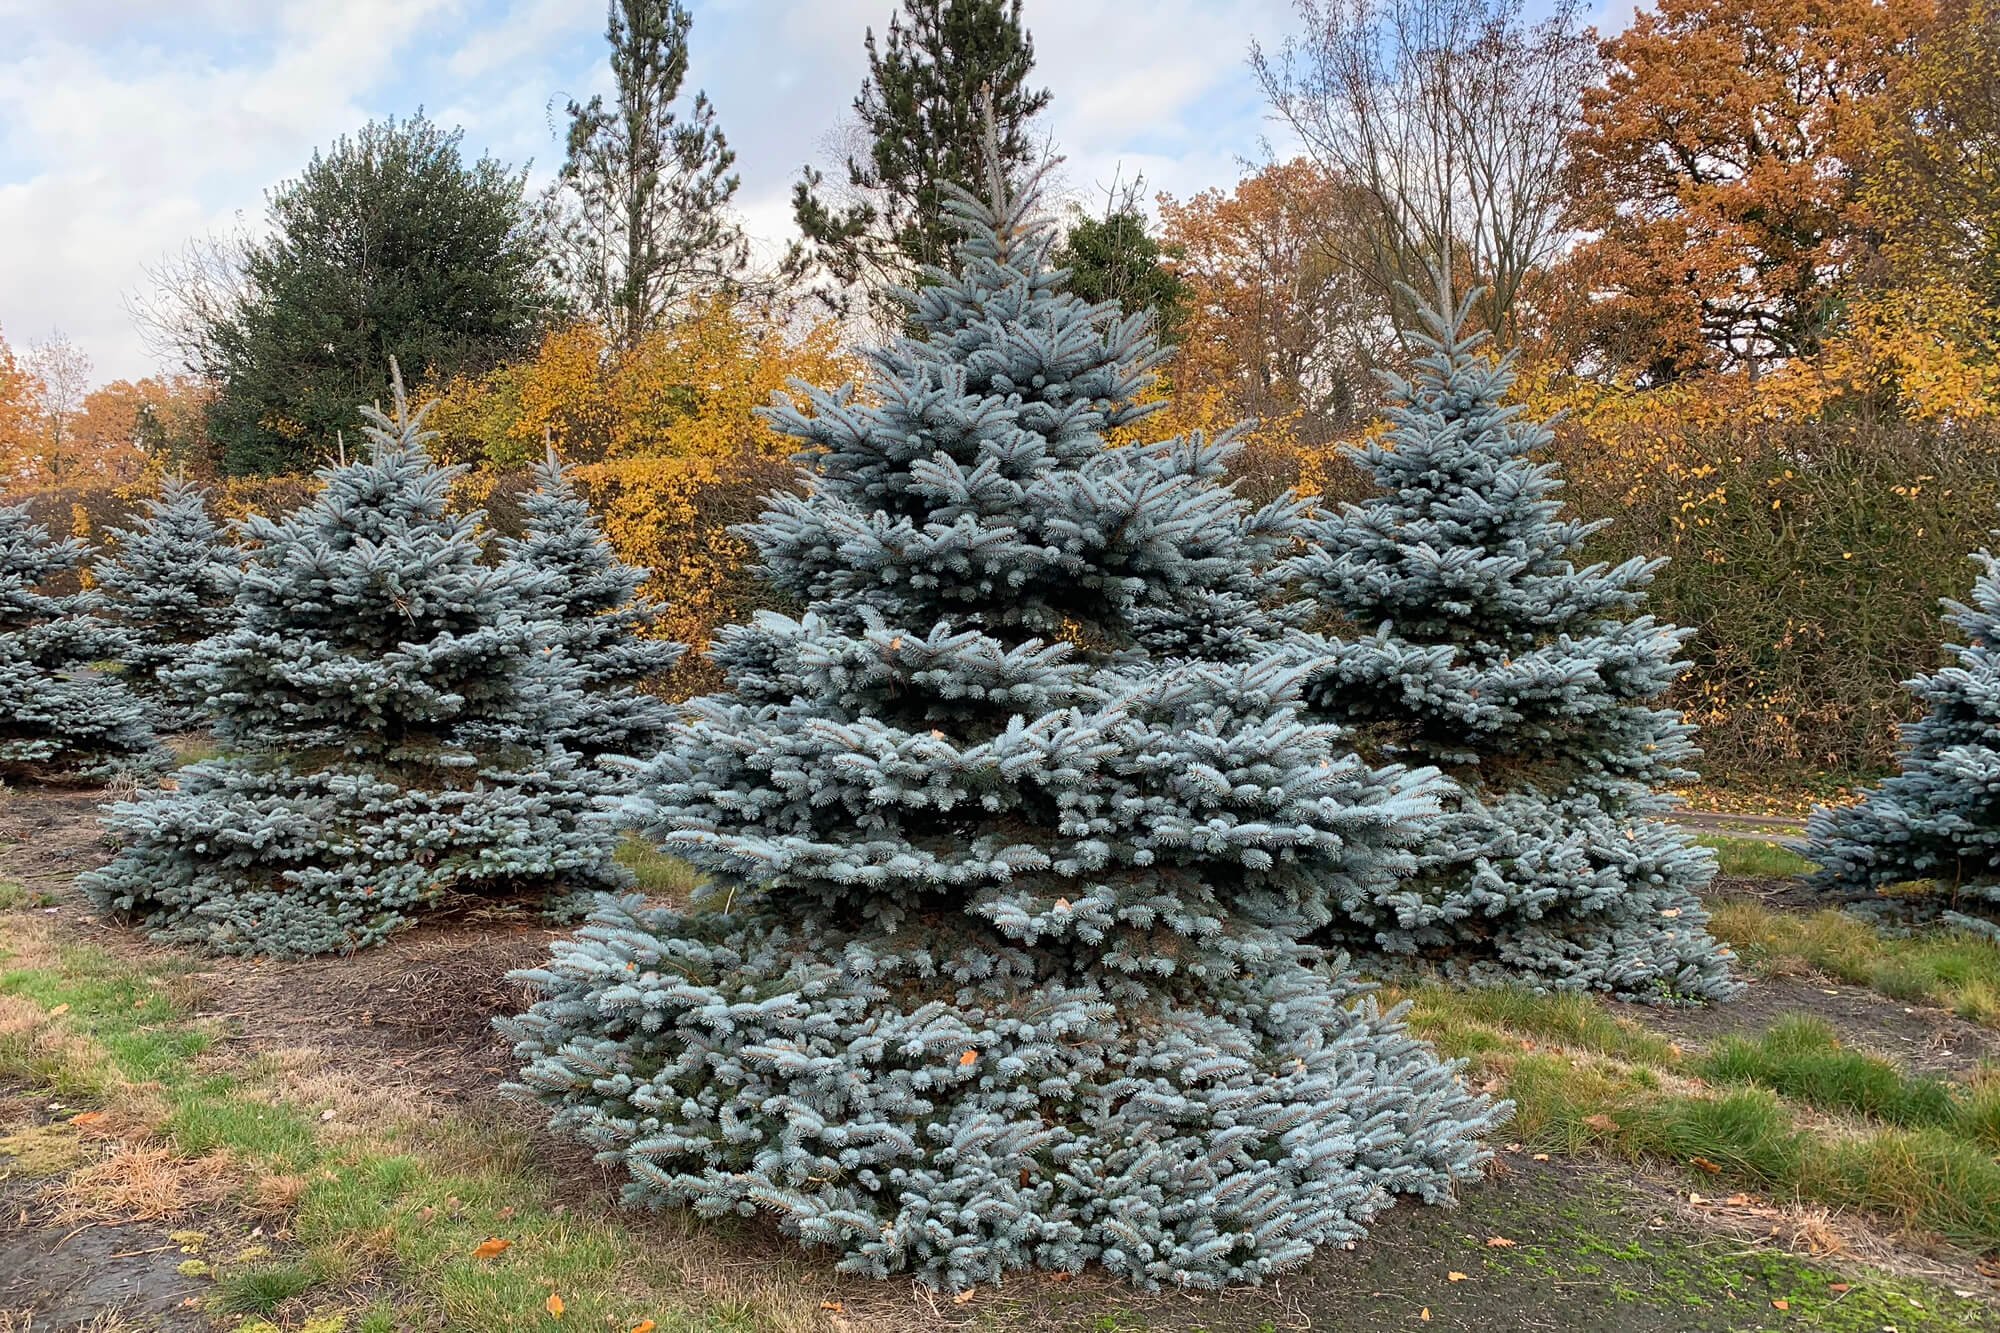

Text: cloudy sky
xmin=0 ymin=0 xmax=1324 ymax=384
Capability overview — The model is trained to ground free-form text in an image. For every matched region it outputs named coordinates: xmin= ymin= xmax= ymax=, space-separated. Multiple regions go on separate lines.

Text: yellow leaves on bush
xmin=415 ymin=299 xmax=855 ymax=677
xmin=425 ymin=298 xmax=852 ymax=472
xmin=569 ymin=450 xmax=795 ymax=679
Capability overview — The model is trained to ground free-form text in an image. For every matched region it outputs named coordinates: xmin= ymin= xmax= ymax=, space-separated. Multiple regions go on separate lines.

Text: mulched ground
xmin=6 ymin=778 xmax=2000 ymax=1331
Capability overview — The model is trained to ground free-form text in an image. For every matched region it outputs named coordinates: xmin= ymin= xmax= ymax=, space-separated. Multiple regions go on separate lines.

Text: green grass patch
xmin=217 ymin=1258 xmax=326 ymax=1314
xmin=1403 ymin=983 xmax=1683 ymax=1065
xmin=0 ymin=919 xmax=822 ymax=1332
xmin=0 ymin=880 xmax=57 ymax=910
xmin=1709 ymin=898 xmax=2000 ymax=1024
xmin=1694 ymin=834 xmax=1816 ymax=878
xmin=615 ymin=835 xmax=703 ymax=900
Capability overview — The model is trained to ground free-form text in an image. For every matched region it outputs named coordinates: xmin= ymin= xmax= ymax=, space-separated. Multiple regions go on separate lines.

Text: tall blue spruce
xmin=0 ymin=501 xmax=158 ymax=778
xmin=500 ymin=448 xmax=683 ymax=764
xmin=83 ymin=374 xmax=625 ymax=957
xmin=1808 ymin=532 xmax=2000 ymax=937
xmin=499 ymin=160 xmax=1504 ymax=1291
xmin=93 ymin=475 xmax=239 ymax=732
xmin=1289 ymin=292 xmax=1738 ymax=1004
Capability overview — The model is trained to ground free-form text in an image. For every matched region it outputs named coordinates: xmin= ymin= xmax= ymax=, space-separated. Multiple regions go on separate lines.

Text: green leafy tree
xmin=1054 ymin=196 xmax=1187 ymax=338
xmin=547 ymin=0 xmax=748 ymax=348
xmin=205 ymin=114 xmax=556 ymax=475
xmin=788 ymin=0 xmax=1050 ymax=319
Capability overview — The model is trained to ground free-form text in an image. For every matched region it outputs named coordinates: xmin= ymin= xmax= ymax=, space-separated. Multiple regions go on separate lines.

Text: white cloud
xmin=0 ymin=0 xmax=1297 ymax=383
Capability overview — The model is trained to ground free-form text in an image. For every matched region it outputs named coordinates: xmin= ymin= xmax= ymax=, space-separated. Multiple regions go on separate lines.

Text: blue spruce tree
xmin=0 ymin=501 xmax=158 ymax=778
xmin=93 ymin=475 xmax=239 ymax=732
xmin=83 ymin=374 xmax=625 ymax=956
xmin=1289 ymin=292 xmax=1738 ymax=1004
xmin=500 ymin=166 xmax=1503 ymax=1290
xmin=500 ymin=447 xmax=684 ymax=764
xmin=1808 ymin=532 xmax=2000 ymax=937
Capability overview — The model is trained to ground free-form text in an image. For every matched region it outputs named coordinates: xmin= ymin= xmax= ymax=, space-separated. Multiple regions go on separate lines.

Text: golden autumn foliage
xmin=0 ymin=328 xmax=35 ymax=489
xmin=425 ymin=298 xmax=850 ymax=468
xmin=422 ymin=299 xmax=854 ymax=675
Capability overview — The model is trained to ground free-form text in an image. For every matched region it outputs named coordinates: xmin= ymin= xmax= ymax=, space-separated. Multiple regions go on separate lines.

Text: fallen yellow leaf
xmin=1420 ymin=1308 xmax=1431 ymax=1322
xmin=1485 ymin=1236 xmax=1516 ymax=1248
xmin=1771 ymin=1298 xmax=1789 ymax=1310
xmin=819 ymin=1303 xmax=844 ymax=1313
xmin=1827 ymin=1283 xmax=1850 ymax=1294
xmin=1690 ymin=1156 xmax=1723 ymax=1174
xmin=952 ymin=1288 xmax=976 ymax=1305
xmin=471 ymin=1237 xmax=512 ymax=1260
xmin=629 ymin=1322 xmax=657 ymax=1333
xmin=1447 ymin=1271 xmax=1468 ymax=1282
xmin=545 ymin=1292 xmax=565 ymax=1318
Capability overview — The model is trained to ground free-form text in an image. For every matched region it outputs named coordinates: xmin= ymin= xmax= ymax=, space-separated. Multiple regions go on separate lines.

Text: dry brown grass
xmin=46 ymin=1142 xmax=240 ymax=1226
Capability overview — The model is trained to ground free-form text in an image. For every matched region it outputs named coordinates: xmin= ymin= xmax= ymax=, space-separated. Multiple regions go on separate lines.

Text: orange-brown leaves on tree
xmin=1565 ymin=0 xmax=1933 ymax=379
xmin=1150 ymin=159 xmax=1389 ymax=505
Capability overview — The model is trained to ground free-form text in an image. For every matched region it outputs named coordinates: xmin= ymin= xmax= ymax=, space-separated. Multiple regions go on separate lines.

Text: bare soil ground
xmin=5 ymin=781 xmax=1999 ymax=1332
xmin=1609 ymin=972 xmax=2000 ymax=1077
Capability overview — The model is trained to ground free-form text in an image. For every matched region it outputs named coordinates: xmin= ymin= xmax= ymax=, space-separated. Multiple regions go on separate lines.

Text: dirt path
xmin=1610 ymin=973 xmax=2000 ymax=1077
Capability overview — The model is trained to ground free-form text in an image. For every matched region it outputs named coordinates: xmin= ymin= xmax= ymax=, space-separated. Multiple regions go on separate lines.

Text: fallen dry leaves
xmin=471 ymin=1237 xmax=513 ymax=1260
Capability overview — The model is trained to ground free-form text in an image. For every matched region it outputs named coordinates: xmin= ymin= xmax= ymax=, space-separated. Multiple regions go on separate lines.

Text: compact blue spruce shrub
xmin=0 ymin=500 xmax=158 ymax=778
xmin=83 ymin=373 xmax=625 ymax=956
xmin=500 ymin=166 xmax=1505 ymax=1291
xmin=92 ymin=474 xmax=240 ymax=731
xmin=1809 ymin=530 xmax=2000 ymax=938
xmin=500 ymin=447 xmax=684 ymax=767
xmin=1287 ymin=292 xmax=1738 ymax=1004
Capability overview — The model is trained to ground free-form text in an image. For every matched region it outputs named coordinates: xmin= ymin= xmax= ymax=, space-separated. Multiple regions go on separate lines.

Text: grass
xmin=0 ymin=879 xmax=57 ymax=910
xmin=6 ymin=866 xmax=2000 ymax=1329
xmin=1700 ymin=1015 xmax=2000 ymax=1150
xmin=615 ymin=834 xmax=704 ymax=900
xmin=1709 ymin=896 xmax=2000 ymax=1024
xmin=1405 ymin=978 xmax=2000 ymax=1253
xmin=0 ymin=909 xmax=836 ymax=1333
xmin=1694 ymin=835 xmax=1818 ymax=879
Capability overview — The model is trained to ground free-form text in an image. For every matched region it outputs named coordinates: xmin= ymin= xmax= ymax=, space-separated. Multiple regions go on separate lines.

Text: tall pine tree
xmin=85 ymin=373 xmax=622 ymax=956
xmin=1288 ymin=291 xmax=1739 ymax=1003
xmin=501 ymin=447 xmax=684 ymax=763
xmin=501 ymin=163 xmax=1501 ymax=1290
xmin=205 ymin=114 xmax=556 ymax=474
xmin=93 ymin=476 xmax=238 ymax=731
xmin=547 ymin=0 xmax=748 ymax=347
xmin=1809 ymin=531 xmax=2000 ymax=936
xmin=788 ymin=0 xmax=1050 ymax=320
xmin=0 ymin=502 xmax=157 ymax=778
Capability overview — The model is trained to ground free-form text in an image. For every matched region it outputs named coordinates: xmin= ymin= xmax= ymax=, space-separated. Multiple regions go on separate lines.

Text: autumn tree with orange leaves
xmin=1566 ymin=0 xmax=1931 ymax=381
xmin=1161 ymin=160 xmax=1397 ymax=449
